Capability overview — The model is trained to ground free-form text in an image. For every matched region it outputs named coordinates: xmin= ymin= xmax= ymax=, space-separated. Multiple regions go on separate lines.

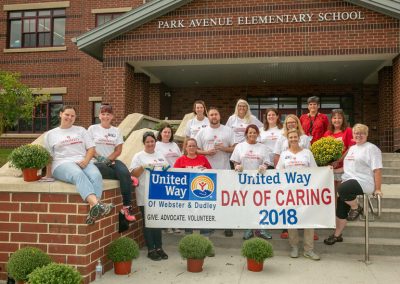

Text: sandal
xmin=324 ymin=234 xmax=343 ymax=245
xmin=347 ymin=205 xmax=363 ymax=221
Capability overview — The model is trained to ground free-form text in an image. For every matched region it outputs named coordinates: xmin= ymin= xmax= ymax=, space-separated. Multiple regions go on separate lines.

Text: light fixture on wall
xmin=164 ymin=91 xmax=171 ymax=98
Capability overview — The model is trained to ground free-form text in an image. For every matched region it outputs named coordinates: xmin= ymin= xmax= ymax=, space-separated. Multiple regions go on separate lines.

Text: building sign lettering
xmin=158 ymin=11 xmax=364 ymax=29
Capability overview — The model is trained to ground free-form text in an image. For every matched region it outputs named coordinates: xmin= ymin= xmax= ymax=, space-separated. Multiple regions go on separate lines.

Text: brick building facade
xmin=1 ymin=0 xmax=400 ymax=152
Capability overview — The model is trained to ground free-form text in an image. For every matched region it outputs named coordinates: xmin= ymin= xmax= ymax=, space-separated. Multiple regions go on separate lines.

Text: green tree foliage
xmin=0 ymin=71 xmax=48 ymax=135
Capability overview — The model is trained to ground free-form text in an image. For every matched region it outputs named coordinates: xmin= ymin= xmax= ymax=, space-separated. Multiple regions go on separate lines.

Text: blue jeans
xmin=94 ymin=160 xmax=133 ymax=206
xmin=53 ymin=162 xmax=103 ymax=201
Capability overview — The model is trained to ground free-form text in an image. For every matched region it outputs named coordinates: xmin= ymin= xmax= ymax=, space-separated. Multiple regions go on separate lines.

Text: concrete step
xmin=163 ymin=229 xmax=400 ymax=256
xmin=382 ymin=167 xmax=400 ymax=175
xmin=382 ymin=175 xmax=400 ymax=184
xmin=382 ymin=153 xmax=400 ymax=160
xmin=382 ymin=160 xmax=400 ymax=167
xmin=345 ymin=221 xmax=400 ymax=239
xmin=378 ymin=208 xmax=400 ymax=222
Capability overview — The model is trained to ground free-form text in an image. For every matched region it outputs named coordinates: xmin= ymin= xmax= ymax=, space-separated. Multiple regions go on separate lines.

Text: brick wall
xmin=393 ymin=55 xmax=400 ymax=152
xmin=378 ymin=67 xmax=394 ymax=152
xmin=0 ymin=186 xmax=143 ymax=283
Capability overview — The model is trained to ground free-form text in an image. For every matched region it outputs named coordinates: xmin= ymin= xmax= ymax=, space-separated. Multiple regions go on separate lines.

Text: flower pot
xmin=113 ymin=261 xmax=132 ymax=275
xmin=247 ymin=258 xmax=264 ymax=272
xmin=22 ymin=168 xmax=40 ymax=182
xmin=187 ymin=258 xmax=204 ymax=273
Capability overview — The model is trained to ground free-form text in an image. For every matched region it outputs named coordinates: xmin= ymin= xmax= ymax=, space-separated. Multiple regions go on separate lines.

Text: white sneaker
xmin=304 ymin=250 xmax=320 ymax=261
xmin=290 ymin=247 xmax=299 ymax=258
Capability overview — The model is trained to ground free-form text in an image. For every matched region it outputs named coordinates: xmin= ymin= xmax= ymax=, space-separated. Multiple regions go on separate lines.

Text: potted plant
xmin=107 ymin=237 xmax=139 ymax=275
xmin=8 ymin=144 xmax=51 ymax=181
xmin=7 ymin=247 xmax=52 ymax=283
xmin=28 ymin=263 xmax=82 ymax=284
xmin=178 ymin=234 xmax=214 ymax=273
xmin=241 ymin=237 xmax=273 ymax=272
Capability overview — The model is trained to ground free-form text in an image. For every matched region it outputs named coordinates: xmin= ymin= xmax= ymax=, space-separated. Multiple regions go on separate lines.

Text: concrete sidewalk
xmin=96 ymin=245 xmax=400 ymax=284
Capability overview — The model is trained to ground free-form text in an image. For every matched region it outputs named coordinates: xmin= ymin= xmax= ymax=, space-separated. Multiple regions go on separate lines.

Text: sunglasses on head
xmin=100 ymin=104 xmax=113 ymax=113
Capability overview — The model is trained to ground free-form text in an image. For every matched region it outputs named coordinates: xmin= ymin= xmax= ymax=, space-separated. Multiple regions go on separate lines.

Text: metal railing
xmin=358 ymin=194 xmax=382 ymax=263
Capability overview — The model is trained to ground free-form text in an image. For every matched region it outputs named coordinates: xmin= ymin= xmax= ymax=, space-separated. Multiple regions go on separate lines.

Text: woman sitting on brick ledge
xmin=45 ymin=105 xmax=113 ymax=225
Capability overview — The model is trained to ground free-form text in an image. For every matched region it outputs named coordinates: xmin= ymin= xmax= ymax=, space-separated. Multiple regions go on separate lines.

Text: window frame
xmin=7 ymin=8 xmax=66 ymax=49
xmin=95 ymin=12 xmax=123 ymax=27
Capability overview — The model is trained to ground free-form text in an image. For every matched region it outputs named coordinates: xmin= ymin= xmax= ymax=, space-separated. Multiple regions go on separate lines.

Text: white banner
xmin=144 ymin=167 xmax=335 ymax=229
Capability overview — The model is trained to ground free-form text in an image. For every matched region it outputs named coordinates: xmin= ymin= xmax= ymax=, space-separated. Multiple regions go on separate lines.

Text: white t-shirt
xmin=226 ymin=115 xmax=263 ymax=144
xmin=342 ymin=142 xmax=382 ymax=194
xmin=195 ymin=125 xmax=234 ymax=169
xmin=185 ymin=116 xmax=209 ymax=138
xmin=45 ymin=126 xmax=95 ymax=174
xmin=231 ymin=142 xmax=272 ymax=170
xmin=276 ymin=149 xmax=317 ymax=170
xmin=87 ymin=124 xmax=124 ymax=158
xmin=155 ymin=141 xmax=181 ymax=166
xmin=273 ymin=133 xmax=311 ymax=155
xmin=259 ymin=126 xmax=282 ymax=162
xmin=129 ymin=151 xmax=168 ymax=206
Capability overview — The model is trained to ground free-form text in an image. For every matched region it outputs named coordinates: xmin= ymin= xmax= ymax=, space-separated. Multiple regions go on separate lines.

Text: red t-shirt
xmin=323 ymin=127 xmax=355 ymax=168
xmin=300 ymin=113 xmax=329 ymax=144
xmin=173 ymin=155 xmax=212 ymax=169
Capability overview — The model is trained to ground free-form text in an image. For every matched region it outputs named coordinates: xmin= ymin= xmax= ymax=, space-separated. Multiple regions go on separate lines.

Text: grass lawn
xmin=0 ymin=148 xmax=13 ymax=167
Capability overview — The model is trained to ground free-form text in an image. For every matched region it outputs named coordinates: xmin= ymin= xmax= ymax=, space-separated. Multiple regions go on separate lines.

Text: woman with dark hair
xmin=260 ymin=108 xmax=283 ymax=165
xmin=130 ymin=131 xmax=170 ymax=261
xmin=88 ymin=104 xmax=136 ymax=222
xmin=323 ymin=109 xmax=355 ymax=189
xmin=324 ymin=124 xmax=382 ymax=245
xmin=231 ymin=124 xmax=273 ymax=240
xmin=155 ymin=123 xmax=181 ymax=234
xmin=185 ymin=100 xmax=209 ymax=138
xmin=45 ymin=106 xmax=113 ymax=225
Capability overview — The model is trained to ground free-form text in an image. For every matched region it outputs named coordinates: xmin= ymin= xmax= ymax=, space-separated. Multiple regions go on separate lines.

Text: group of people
xmin=43 ymin=95 xmax=383 ymax=262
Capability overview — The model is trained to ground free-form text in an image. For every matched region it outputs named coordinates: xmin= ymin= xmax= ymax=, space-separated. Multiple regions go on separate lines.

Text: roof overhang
xmin=75 ymin=0 xmax=400 ymax=61
xmin=344 ymin=0 xmax=400 ymax=20
xmin=75 ymin=0 xmax=193 ymax=60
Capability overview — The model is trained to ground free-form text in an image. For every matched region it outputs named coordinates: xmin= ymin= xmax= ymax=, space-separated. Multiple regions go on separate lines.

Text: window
xmin=93 ymin=102 xmax=102 ymax=124
xmin=8 ymin=9 xmax=65 ymax=48
xmin=248 ymin=96 xmax=354 ymax=124
xmin=7 ymin=95 xmax=63 ymax=133
xmin=96 ymin=13 xmax=122 ymax=27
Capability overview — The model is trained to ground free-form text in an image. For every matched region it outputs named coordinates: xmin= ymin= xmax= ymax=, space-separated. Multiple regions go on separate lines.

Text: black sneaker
xmin=347 ymin=206 xmax=363 ymax=221
xmin=156 ymin=248 xmax=168 ymax=260
xmin=224 ymin=229 xmax=233 ymax=237
xmin=324 ymin=234 xmax=343 ymax=245
xmin=148 ymin=250 xmax=162 ymax=261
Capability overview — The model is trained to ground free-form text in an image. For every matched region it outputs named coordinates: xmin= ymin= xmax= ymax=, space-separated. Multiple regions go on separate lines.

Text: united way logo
xmin=190 ymin=174 xmax=217 ymax=200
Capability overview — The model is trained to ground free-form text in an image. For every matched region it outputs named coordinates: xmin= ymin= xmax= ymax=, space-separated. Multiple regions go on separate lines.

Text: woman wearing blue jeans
xmin=45 ymin=106 xmax=113 ymax=225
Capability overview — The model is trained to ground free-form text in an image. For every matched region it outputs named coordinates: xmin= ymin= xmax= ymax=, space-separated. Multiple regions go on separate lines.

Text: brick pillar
xmin=361 ymin=85 xmax=379 ymax=146
xmin=149 ymin=84 xmax=162 ymax=118
xmin=378 ymin=66 xmax=394 ymax=152
xmin=393 ymin=55 xmax=400 ymax=152
xmin=128 ymin=73 xmax=150 ymax=115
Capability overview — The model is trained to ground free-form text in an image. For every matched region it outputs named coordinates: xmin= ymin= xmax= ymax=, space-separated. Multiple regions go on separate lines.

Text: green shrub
xmin=178 ymin=234 xmax=213 ymax=259
xmin=28 ymin=263 xmax=82 ymax=284
xmin=8 ymin=144 xmax=51 ymax=170
xmin=7 ymin=247 xmax=52 ymax=281
xmin=241 ymin=237 xmax=274 ymax=263
xmin=107 ymin=237 xmax=139 ymax=262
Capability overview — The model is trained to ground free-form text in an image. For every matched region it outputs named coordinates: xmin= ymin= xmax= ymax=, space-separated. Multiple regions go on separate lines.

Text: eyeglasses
xmin=100 ymin=104 xmax=113 ymax=113
xmin=354 ymin=132 xmax=366 ymax=136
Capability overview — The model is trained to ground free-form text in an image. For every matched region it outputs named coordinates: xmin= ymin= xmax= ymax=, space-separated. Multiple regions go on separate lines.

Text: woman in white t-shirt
xmin=155 ymin=123 xmax=182 ymax=234
xmin=88 ymin=104 xmax=136 ymax=222
xmin=130 ymin=131 xmax=170 ymax=261
xmin=231 ymin=124 xmax=273 ymax=240
xmin=274 ymin=114 xmax=311 ymax=166
xmin=324 ymin=124 xmax=382 ymax=246
xmin=185 ymin=100 xmax=209 ymax=138
xmin=226 ymin=99 xmax=263 ymax=144
xmin=260 ymin=108 xmax=283 ymax=164
xmin=45 ymin=106 xmax=113 ymax=225
xmin=276 ymin=128 xmax=320 ymax=261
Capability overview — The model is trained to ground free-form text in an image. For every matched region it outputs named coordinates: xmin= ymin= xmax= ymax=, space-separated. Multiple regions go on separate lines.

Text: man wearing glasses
xmin=300 ymin=96 xmax=329 ymax=144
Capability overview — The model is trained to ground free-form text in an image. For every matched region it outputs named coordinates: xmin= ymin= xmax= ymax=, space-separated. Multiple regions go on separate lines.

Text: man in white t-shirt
xmin=195 ymin=107 xmax=236 ymax=237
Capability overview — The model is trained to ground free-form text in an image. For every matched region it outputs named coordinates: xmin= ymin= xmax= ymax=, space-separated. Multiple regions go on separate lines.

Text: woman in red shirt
xmin=323 ymin=109 xmax=355 ymax=190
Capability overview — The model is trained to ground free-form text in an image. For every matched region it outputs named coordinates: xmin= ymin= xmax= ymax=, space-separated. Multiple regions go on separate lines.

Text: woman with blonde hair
xmin=226 ymin=99 xmax=263 ymax=144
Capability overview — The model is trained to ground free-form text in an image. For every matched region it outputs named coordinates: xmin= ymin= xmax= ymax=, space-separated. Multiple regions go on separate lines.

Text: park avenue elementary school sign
xmin=158 ymin=10 xmax=365 ymax=29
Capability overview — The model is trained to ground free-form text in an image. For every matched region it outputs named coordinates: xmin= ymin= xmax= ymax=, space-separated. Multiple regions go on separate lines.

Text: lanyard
xmin=308 ymin=113 xmax=318 ymax=135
